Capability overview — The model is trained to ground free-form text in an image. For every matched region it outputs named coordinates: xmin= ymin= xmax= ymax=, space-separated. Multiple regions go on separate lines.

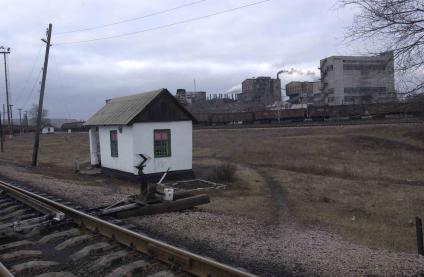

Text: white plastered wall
xmin=98 ymin=121 xmax=192 ymax=175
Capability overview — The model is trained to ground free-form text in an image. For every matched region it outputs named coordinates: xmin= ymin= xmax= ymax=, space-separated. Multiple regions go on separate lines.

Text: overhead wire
xmin=55 ymin=0 xmax=271 ymax=45
xmin=56 ymin=0 xmax=207 ymax=35
xmin=22 ymin=68 xmax=43 ymax=111
xmin=49 ymin=48 xmax=73 ymax=119
xmin=14 ymin=44 xmax=44 ymax=107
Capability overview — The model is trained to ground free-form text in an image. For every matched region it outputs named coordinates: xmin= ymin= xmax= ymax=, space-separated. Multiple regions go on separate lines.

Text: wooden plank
xmin=113 ymin=194 xmax=210 ymax=218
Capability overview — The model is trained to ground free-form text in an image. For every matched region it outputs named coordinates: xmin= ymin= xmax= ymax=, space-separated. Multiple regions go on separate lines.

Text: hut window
xmin=154 ymin=129 xmax=171 ymax=157
xmin=110 ymin=130 xmax=118 ymax=157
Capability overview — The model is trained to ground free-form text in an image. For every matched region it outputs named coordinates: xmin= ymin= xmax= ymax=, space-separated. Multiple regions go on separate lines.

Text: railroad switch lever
xmin=135 ymin=154 xmax=156 ymax=202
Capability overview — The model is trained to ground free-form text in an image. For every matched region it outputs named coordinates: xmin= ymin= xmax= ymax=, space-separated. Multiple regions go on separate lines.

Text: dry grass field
xmin=0 ymin=123 xmax=423 ymax=256
xmin=194 ymin=124 xmax=424 ymax=254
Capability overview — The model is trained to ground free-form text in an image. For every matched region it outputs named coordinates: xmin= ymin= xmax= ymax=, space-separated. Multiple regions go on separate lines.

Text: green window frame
xmin=110 ymin=130 xmax=118 ymax=157
xmin=154 ymin=129 xmax=171 ymax=158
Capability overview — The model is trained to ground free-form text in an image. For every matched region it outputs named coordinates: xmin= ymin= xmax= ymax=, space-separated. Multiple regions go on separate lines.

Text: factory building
xmin=286 ymin=81 xmax=320 ymax=104
xmin=238 ymin=77 xmax=282 ymax=106
xmin=318 ymin=51 xmax=396 ymax=105
xmin=175 ymin=89 xmax=207 ymax=106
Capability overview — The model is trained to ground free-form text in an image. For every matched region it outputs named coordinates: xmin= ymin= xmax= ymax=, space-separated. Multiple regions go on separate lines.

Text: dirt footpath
xmin=0 ymin=162 xmax=423 ymax=276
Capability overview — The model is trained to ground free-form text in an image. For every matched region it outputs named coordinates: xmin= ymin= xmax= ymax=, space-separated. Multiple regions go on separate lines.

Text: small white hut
xmin=84 ymin=89 xmax=196 ymax=180
xmin=41 ymin=125 xmax=55 ymax=134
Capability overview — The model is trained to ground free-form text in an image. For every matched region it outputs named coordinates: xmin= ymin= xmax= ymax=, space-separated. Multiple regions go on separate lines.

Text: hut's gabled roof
xmin=84 ymin=88 xmax=195 ymax=126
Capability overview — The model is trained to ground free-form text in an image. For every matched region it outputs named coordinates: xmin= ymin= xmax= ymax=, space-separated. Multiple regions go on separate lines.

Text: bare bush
xmin=212 ymin=163 xmax=237 ymax=182
xmin=340 ymin=0 xmax=424 ymax=96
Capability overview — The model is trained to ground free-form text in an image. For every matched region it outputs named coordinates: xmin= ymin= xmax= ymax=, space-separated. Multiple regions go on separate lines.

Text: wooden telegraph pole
xmin=0 ymin=111 xmax=3 ymax=152
xmin=0 ymin=47 xmax=11 ymax=136
xmin=32 ymin=24 xmax=52 ymax=166
xmin=18 ymin=108 xmax=22 ymax=135
xmin=2 ymin=104 xmax=5 ymax=125
xmin=9 ymin=104 xmax=13 ymax=135
xmin=24 ymin=111 xmax=28 ymax=133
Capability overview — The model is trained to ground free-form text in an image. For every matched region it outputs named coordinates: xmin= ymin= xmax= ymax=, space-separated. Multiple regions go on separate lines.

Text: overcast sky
xmin=0 ymin=0 xmax=365 ymax=119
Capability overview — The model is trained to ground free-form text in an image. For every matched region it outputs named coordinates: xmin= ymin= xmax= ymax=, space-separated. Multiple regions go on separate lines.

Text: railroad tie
xmin=10 ymin=261 xmax=59 ymax=276
xmin=89 ymin=250 xmax=129 ymax=271
xmin=0 ymin=201 xmax=16 ymax=209
xmin=0 ymin=204 xmax=21 ymax=215
xmin=19 ymin=212 xmax=42 ymax=220
xmin=39 ymin=228 xmax=80 ymax=244
xmin=69 ymin=242 xmax=112 ymax=262
xmin=0 ymin=240 xmax=34 ymax=252
xmin=119 ymin=224 xmax=137 ymax=230
xmin=148 ymin=271 xmax=176 ymax=277
xmin=105 ymin=260 xmax=148 ymax=277
xmin=0 ymin=198 xmax=12 ymax=205
xmin=0 ymin=208 xmax=30 ymax=221
xmin=0 ymin=250 xmax=42 ymax=263
xmin=34 ymin=272 xmax=77 ymax=277
xmin=24 ymin=225 xmax=44 ymax=239
xmin=15 ymin=220 xmax=55 ymax=239
xmin=54 ymin=234 xmax=95 ymax=250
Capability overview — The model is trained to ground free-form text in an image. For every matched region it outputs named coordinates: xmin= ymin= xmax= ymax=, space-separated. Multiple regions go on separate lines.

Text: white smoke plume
xmin=285 ymin=68 xmax=317 ymax=77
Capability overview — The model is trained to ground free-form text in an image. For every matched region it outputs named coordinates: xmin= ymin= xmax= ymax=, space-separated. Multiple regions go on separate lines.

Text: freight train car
xmin=192 ymin=112 xmax=210 ymax=124
xmin=254 ymin=110 xmax=278 ymax=123
xmin=307 ymin=105 xmax=328 ymax=120
xmin=279 ymin=108 xmax=307 ymax=121
xmin=308 ymin=102 xmax=423 ymax=120
xmin=209 ymin=112 xmax=254 ymax=124
xmin=365 ymin=102 xmax=414 ymax=117
xmin=194 ymin=101 xmax=422 ymax=125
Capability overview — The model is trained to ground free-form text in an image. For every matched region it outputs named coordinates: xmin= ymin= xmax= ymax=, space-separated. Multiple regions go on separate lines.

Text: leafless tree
xmin=340 ymin=0 xmax=424 ymax=96
xmin=28 ymin=104 xmax=50 ymax=127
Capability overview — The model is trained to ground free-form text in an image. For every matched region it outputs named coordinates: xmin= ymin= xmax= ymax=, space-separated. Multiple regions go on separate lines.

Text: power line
xmin=22 ymin=68 xmax=43 ymax=110
xmin=14 ymin=45 xmax=44 ymax=106
xmin=50 ymin=49 xmax=73 ymax=119
xmin=56 ymin=0 xmax=207 ymax=35
xmin=55 ymin=0 xmax=271 ymax=45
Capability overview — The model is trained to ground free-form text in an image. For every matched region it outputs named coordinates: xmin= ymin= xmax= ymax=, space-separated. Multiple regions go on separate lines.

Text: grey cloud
xmin=0 ymin=0 xmax=358 ymax=118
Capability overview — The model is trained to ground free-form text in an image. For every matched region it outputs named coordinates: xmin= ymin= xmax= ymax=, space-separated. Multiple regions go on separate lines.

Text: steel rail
xmin=0 ymin=184 xmax=64 ymax=221
xmin=0 ymin=180 xmax=256 ymax=277
xmin=0 ymin=261 xmax=13 ymax=277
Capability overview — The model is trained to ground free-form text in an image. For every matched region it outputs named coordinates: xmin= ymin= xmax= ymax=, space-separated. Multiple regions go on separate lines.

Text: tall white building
xmin=318 ymin=52 xmax=396 ymax=105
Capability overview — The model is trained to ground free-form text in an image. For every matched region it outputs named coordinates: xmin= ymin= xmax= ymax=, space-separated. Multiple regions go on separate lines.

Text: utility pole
xmin=2 ymin=104 xmax=5 ymax=125
xmin=32 ymin=23 xmax=52 ymax=167
xmin=18 ymin=108 xmax=22 ymax=135
xmin=24 ymin=111 xmax=28 ymax=133
xmin=0 ymin=47 xmax=11 ymax=136
xmin=9 ymin=104 xmax=13 ymax=136
xmin=0 ymin=111 xmax=3 ymax=152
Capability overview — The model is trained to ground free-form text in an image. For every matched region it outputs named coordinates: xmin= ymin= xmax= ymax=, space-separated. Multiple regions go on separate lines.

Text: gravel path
xmin=129 ymin=211 xmax=424 ymax=276
xmin=0 ymin=163 xmax=423 ymax=276
xmin=0 ymin=164 xmax=137 ymax=208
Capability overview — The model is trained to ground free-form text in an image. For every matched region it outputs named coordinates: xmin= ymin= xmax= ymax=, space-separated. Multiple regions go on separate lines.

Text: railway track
xmin=194 ymin=117 xmax=424 ymax=130
xmin=0 ymin=180 xmax=255 ymax=277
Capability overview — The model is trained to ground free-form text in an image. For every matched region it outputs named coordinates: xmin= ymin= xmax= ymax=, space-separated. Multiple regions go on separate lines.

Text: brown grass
xmin=0 ymin=132 xmax=90 ymax=169
xmin=1 ymin=124 xmax=424 ymax=253
xmin=193 ymin=123 xmax=424 ymax=253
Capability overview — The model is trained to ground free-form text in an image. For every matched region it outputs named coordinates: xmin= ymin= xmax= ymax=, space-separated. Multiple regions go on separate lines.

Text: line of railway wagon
xmin=193 ymin=102 xmax=423 ymax=125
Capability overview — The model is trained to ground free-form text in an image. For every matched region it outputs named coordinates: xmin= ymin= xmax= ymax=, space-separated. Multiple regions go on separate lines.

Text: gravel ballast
xmin=0 ymin=164 xmax=423 ymax=276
